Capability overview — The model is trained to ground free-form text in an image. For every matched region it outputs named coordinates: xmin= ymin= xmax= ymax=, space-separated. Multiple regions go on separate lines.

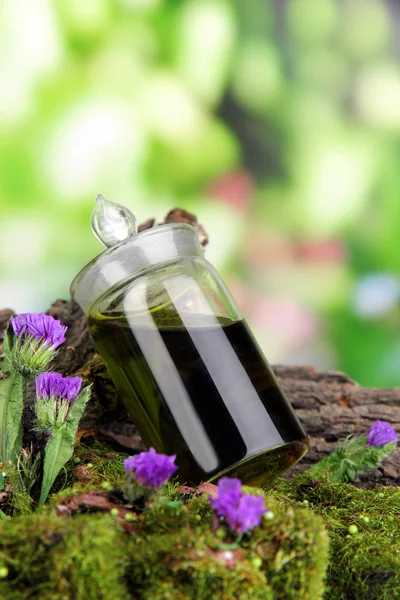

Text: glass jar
xmin=71 ymin=223 xmax=309 ymax=486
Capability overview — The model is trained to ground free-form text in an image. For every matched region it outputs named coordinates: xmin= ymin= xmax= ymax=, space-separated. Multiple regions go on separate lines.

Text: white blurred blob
xmin=137 ymin=74 xmax=205 ymax=145
xmin=0 ymin=266 xmax=76 ymax=313
xmin=0 ymin=66 xmax=31 ymax=126
xmin=43 ymin=98 xmax=146 ymax=201
xmin=0 ymin=281 xmax=43 ymax=312
xmin=200 ymin=202 xmax=243 ymax=270
xmin=299 ymin=136 xmax=375 ymax=235
xmin=0 ymin=0 xmax=62 ymax=125
xmin=355 ymin=64 xmax=400 ymax=130
xmin=352 ymin=273 xmax=400 ymax=318
xmin=61 ymin=0 xmax=110 ymax=32
xmin=176 ymin=0 xmax=236 ymax=106
xmin=1 ymin=218 xmax=48 ymax=269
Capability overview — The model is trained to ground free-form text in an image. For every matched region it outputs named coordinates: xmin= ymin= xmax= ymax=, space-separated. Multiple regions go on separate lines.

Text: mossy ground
xmin=271 ymin=474 xmax=400 ymax=599
xmin=0 ymin=441 xmax=398 ymax=599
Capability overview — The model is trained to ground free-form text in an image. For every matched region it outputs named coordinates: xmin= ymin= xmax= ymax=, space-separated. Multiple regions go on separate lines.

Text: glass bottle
xmin=71 ymin=213 xmax=309 ymax=487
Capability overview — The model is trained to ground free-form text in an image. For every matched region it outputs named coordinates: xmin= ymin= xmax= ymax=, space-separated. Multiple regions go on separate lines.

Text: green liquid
xmin=89 ymin=313 xmax=309 ymax=486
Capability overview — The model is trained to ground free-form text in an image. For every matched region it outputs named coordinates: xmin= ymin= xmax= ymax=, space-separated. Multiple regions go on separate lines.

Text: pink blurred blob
xmin=208 ymin=170 xmax=253 ymax=210
xmin=229 ymin=281 xmax=318 ymax=348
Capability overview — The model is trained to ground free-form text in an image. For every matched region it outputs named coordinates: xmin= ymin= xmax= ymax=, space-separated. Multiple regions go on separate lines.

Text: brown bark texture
xmin=1 ymin=210 xmax=399 ymax=489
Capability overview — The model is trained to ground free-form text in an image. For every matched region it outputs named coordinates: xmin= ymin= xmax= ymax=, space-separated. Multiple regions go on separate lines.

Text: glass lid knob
xmin=91 ymin=194 xmax=138 ymax=248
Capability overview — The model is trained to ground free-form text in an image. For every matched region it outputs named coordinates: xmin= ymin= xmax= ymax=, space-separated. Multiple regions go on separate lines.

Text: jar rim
xmin=70 ymin=222 xmax=201 ymax=314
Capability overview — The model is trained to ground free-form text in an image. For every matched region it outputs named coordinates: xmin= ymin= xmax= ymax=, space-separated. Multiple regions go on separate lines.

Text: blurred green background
xmin=1 ymin=0 xmax=399 ymax=387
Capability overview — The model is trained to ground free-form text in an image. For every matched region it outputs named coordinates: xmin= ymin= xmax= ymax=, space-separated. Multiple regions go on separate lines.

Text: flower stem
xmin=216 ymin=534 xmax=243 ymax=550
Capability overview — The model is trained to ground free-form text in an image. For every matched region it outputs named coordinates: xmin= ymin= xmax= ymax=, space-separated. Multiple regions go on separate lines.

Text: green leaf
xmin=0 ymin=378 xmax=12 ymax=462
xmin=65 ymin=385 xmax=92 ymax=432
xmin=0 ymin=325 xmax=30 ymax=462
xmin=308 ymin=438 xmax=396 ymax=483
xmin=39 ymin=386 xmax=91 ymax=505
xmin=0 ymin=372 xmax=24 ymax=462
xmin=166 ymin=500 xmax=183 ymax=508
xmin=5 ymin=373 xmax=24 ymax=463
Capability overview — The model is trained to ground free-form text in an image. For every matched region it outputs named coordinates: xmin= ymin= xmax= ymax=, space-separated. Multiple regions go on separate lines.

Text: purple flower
xmin=10 ymin=313 xmax=67 ymax=349
xmin=124 ymin=447 xmax=178 ymax=488
xmin=36 ymin=372 xmax=82 ymax=402
xmin=367 ymin=421 xmax=398 ymax=447
xmin=210 ymin=477 xmax=268 ymax=534
xmin=225 ymin=494 xmax=268 ymax=534
xmin=209 ymin=477 xmax=242 ymax=514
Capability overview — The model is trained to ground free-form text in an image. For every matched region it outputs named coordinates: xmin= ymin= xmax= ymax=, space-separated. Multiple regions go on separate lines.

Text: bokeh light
xmin=1 ymin=0 xmax=399 ymax=387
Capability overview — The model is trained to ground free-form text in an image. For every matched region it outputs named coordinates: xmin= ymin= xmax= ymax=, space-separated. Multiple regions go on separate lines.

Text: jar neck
xmin=70 ymin=223 xmax=203 ymax=314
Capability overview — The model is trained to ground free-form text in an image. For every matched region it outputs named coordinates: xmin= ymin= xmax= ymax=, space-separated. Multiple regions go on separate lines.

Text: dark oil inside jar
xmin=88 ymin=312 xmax=309 ymax=486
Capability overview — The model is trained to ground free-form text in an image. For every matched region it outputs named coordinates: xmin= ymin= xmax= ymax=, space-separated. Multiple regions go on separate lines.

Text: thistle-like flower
xmin=309 ymin=420 xmax=398 ymax=483
xmin=7 ymin=313 xmax=67 ymax=375
xmin=124 ymin=447 xmax=178 ymax=488
xmin=367 ymin=421 xmax=398 ymax=447
xmin=36 ymin=374 xmax=90 ymax=505
xmin=35 ymin=372 xmax=82 ymax=430
xmin=210 ymin=477 xmax=268 ymax=534
xmin=10 ymin=313 xmax=67 ymax=349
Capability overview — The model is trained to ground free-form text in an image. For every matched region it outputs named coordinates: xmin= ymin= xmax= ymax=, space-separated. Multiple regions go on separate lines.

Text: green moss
xmin=7 ymin=438 xmax=400 ymax=599
xmin=272 ymin=474 xmax=400 ymax=599
xmin=0 ymin=512 xmax=127 ymax=600
xmin=0 ymin=481 xmax=328 ymax=600
xmin=124 ymin=494 xmax=328 ymax=600
xmin=0 ymin=464 xmax=32 ymax=517
xmin=73 ymin=440 xmax=126 ymax=482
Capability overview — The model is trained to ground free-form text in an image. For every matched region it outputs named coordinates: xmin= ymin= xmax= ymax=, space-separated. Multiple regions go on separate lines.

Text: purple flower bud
xmin=210 ymin=477 xmax=268 ymax=534
xmin=10 ymin=313 xmax=67 ymax=349
xmin=123 ymin=447 xmax=178 ymax=488
xmin=367 ymin=421 xmax=398 ymax=447
xmin=36 ymin=372 xmax=82 ymax=402
xmin=9 ymin=314 xmax=28 ymax=338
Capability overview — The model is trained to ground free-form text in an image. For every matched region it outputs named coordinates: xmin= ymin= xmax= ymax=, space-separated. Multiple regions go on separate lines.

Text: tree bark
xmin=273 ymin=364 xmax=400 ymax=487
xmin=1 ymin=209 xmax=399 ymax=489
xmin=2 ymin=299 xmax=399 ymax=488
